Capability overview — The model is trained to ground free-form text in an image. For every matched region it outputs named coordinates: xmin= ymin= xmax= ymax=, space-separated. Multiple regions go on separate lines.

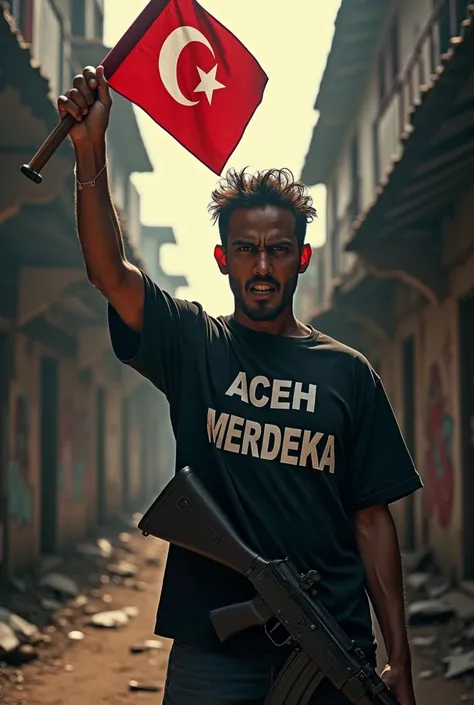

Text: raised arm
xmin=58 ymin=65 xmax=145 ymax=332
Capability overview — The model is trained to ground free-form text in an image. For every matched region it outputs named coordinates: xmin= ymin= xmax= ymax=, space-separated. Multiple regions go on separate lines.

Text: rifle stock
xmin=137 ymin=466 xmax=261 ymax=575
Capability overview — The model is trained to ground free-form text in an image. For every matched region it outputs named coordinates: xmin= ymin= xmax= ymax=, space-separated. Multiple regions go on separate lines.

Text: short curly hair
xmin=208 ymin=167 xmax=317 ymax=248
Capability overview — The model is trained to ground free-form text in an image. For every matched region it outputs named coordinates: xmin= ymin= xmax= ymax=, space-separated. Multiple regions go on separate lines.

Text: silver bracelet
xmin=74 ymin=160 xmax=107 ymax=189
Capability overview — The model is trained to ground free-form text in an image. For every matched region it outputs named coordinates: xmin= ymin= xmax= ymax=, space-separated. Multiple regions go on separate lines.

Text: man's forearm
xmin=355 ymin=505 xmax=412 ymax=668
xmin=75 ymin=139 xmax=126 ymax=288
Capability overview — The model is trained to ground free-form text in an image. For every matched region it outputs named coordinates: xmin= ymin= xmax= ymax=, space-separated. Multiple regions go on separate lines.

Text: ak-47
xmin=138 ymin=466 xmax=400 ymax=705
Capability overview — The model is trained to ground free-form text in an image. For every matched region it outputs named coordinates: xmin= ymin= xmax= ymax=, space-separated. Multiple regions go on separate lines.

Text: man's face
xmin=215 ymin=205 xmax=311 ymax=322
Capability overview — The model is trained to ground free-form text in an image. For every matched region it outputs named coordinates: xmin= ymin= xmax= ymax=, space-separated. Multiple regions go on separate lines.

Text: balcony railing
xmin=373 ymin=0 xmax=469 ymax=185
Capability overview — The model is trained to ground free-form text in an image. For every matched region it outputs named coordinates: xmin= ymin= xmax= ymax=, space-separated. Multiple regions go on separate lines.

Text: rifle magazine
xmin=265 ymin=650 xmax=325 ymax=705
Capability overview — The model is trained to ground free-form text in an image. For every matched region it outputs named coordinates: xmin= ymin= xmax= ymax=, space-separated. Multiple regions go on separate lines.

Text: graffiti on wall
xmin=425 ymin=361 xmax=454 ymax=528
xmin=8 ymin=395 xmax=33 ymax=525
xmin=58 ymin=401 xmax=89 ymax=502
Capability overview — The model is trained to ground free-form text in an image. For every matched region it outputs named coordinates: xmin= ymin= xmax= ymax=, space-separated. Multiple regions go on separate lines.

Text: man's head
xmin=209 ymin=168 xmax=317 ymax=323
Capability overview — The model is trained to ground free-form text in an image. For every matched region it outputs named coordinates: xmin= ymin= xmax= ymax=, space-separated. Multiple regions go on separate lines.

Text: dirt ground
xmin=0 ymin=529 xmax=472 ymax=705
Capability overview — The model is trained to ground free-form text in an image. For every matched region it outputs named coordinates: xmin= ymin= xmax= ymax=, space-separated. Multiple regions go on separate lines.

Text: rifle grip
xmin=209 ymin=595 xmax=273 ymax=643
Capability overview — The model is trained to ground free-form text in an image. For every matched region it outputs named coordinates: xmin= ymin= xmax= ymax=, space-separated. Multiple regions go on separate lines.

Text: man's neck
xmin=232 ymin=308 xmax=311 ymax=338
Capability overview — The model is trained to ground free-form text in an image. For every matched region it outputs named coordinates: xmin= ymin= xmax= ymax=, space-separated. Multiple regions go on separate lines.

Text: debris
xmin=0 ymin=622 xmax=20 ymax=654
xmin=3 ymin=644 xmax=38 ymax=666
xmin=65 ymin=664 xmax=74 ymax=672
xmin=444 ymin=650 xmax=474 ymax=679
xmin=418 ymin=670 xmax=435 ymax=679
xmin=442 ymin=591 xmax=474 ymax=620
xmin=0 ymin=607 xmax=39 ymax=640
xmin=119 ymin=532 xmax=132 ymax=544
xmin=403 ymin=549 xmax=432 ymax=574
xmin=38 ymin=555 xmax=63 ymax=574
xmin=102 ymin=593 xmax=113 ymax=604
xmin=73 ymin=595 xmax=88 ymax=608
xmin=107 ymin=560 xmax=137 ymax=578
xmin=41 ymin=598 xmax=63 ymax=611
xmin=128 ymin=680 xmax=161 ymax=692
xmin=130 ymin=639 xmax=163 ymax=654
xmin=67 ymin=630 xmax=85 ymax=641
xmin=89 ymin=609 xmax=129 ymax=628
xmin=76 ymin=538 xmax=113 ymax=559
xmin=426 ymin=577 xmax=451 ymax=599
xmin=133 ymin=581 xmax=147 ymax=592
xmin=39 ymin=573 xmax=79 ymax=599
xmin=407 ymin=599 xmax=455 ymax=625
xmin=405 ymin=572 xmax=430 ymax=591
xmin=100 ymin=574 xmax=111 ymax=585
xmin=412 ymin=635 xmax=437 ymax=647
xmin=10 ymin=577 xmax=27 ymax=593
xmin=123 ymin=606 xmax=139 ymax=618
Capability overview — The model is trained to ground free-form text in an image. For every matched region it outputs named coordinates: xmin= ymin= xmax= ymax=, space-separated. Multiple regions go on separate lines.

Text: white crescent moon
xmin=158 ymin=26 xmax=215 ymax=107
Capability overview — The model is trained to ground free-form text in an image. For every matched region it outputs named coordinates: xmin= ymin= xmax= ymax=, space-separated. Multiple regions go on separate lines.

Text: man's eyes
xmin=236 ymin=245 xmax=290 ymax=253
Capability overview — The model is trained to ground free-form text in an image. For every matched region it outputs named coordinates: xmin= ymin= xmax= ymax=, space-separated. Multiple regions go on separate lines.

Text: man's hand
xmin=57 ymin=65 xmax=112 ymax=145
xmin=381 ymin=663 xmax=416 ymax=705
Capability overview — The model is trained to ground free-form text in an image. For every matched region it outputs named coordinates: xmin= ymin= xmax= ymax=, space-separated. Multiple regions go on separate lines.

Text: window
xmin=71 ymin=0 xmax=85 ymax=36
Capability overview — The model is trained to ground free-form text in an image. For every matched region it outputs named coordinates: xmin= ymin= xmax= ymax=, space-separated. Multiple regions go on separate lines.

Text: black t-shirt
xmin=108 ymin=272 xmax=423 ymax=664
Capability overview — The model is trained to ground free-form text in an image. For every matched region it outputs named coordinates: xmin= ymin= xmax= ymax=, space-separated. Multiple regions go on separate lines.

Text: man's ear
xmin=299 ymin=243 xmax=312 ymax=273
xmin=214 ymin=245 xmax=228 ymax=274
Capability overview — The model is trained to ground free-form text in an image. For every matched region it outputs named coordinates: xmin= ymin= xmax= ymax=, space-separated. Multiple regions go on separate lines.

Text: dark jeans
xmin=163 ymin=641 xmax=351 ymax=705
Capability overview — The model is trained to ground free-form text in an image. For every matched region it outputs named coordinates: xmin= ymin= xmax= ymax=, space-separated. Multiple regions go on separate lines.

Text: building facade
xmin=0 ymin=1 xmax=184 ymax=582
xmin=300 ymin=0 xmax=474 ymax=585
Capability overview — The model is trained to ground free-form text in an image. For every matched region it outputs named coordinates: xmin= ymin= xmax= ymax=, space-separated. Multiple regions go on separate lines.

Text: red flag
xmin=102 ymin=0 xmax=268 ymax=174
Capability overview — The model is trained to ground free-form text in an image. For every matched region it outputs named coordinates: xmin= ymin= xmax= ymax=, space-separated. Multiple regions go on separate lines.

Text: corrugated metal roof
xmin=347 ymin=7 xmax=474 ymax=250
xmin=300 ymin=0 xmax=388 ymax=186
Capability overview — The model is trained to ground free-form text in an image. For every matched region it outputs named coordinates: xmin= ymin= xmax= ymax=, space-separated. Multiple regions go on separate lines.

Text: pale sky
xmin=104 ymin=1 xmax=340 ymax=316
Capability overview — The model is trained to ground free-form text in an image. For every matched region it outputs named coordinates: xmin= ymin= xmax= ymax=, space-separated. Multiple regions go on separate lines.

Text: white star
xmin=193 ymin=64 xmax=226 ymax=105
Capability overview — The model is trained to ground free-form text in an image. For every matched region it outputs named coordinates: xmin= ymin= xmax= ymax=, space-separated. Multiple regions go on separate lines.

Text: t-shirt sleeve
xmin=347 ymin=359 xmax=423 ymax=511
xmin=107 ymin=271 xmax=201 ymax=401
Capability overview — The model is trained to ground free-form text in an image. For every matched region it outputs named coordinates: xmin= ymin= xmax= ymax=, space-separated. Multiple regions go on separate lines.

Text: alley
xmin=1 ymin=525 xmax=472 ymax=705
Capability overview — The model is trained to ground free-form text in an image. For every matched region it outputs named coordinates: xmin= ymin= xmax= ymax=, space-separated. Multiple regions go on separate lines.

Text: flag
xmin=102 ymin=0 xmax=268 ymax=174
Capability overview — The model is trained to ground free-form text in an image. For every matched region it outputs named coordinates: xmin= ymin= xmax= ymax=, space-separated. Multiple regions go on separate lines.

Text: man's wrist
xmin=388 ymin=652 xmax=412 ymax=671
xmin=74 ymin=140 xmax=107 ymax=182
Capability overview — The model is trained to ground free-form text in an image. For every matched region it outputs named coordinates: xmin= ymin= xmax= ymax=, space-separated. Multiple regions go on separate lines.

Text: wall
xmin=376 ymin=183 xmax=474 ymax=579
xmin=57 ymin=360 xmax=96 ymax=548
xmin=7 ymin=334 xmax=53 ymax=572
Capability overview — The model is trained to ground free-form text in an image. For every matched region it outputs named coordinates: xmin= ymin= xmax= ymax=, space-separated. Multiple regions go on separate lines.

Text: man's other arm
xmin=58 ymin=65 xmax=145 ymax=333
xmin=355 ymin=505 xmax=414 ymax=696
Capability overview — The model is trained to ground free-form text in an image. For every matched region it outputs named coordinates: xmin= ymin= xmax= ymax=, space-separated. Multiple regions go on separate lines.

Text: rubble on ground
xmin=403 ymin=549 xmax=474 ymax=693
xmin=0 ymin=515 xmax=154 ymax=700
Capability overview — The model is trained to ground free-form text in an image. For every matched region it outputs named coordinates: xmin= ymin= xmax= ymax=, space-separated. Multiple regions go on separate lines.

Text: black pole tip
xmin=20 ymin=164 xmax=42 ymax=184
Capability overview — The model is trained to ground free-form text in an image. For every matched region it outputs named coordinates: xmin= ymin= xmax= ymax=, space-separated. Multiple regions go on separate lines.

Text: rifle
xmin=138 ymin=467 xmax=400 ymax=705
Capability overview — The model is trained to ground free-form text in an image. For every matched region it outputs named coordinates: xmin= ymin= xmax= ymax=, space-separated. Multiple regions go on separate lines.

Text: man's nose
xmin=253 ymin=251 xmax=273 ymax=277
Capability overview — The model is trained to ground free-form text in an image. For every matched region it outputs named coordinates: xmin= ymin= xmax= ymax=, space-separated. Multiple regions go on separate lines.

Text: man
xmin=59 ymin=66 xmax=422 ymax=705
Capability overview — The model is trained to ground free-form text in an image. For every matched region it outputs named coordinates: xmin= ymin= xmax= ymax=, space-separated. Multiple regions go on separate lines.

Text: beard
xmin=229 ymin=273 xmax=299 ymax=322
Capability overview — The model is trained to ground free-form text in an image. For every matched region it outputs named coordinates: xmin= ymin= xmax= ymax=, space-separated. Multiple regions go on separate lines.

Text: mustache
xmin=245 ymin=276 xmax=280 ymax=292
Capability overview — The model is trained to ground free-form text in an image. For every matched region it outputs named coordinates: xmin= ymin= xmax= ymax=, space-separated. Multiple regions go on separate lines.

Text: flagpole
xmin=20 ymin=113 xmax=77 ymax=184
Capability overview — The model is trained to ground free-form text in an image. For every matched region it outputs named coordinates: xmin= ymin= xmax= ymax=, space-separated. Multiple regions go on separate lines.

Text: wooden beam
xmin=18 ymin=267 xmax=84 ymax=327
xmin=357 ymin=235 xmax=447 ymax=305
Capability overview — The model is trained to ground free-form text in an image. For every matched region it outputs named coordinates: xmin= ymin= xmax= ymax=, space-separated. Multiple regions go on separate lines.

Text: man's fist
xmin=57 ymin=65 xmax=112 ymax=145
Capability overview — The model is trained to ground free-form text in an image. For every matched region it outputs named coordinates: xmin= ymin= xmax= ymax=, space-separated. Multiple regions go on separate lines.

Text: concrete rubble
xmin=0 ymin=513 xmax=167 ymax=702
xmin=404 ymin=549 xmax=474 ymax=694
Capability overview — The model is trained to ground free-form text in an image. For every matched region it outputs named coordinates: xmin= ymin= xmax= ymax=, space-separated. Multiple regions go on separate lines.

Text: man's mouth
xmin=249 ymin=283 xmax=276 ymax=298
